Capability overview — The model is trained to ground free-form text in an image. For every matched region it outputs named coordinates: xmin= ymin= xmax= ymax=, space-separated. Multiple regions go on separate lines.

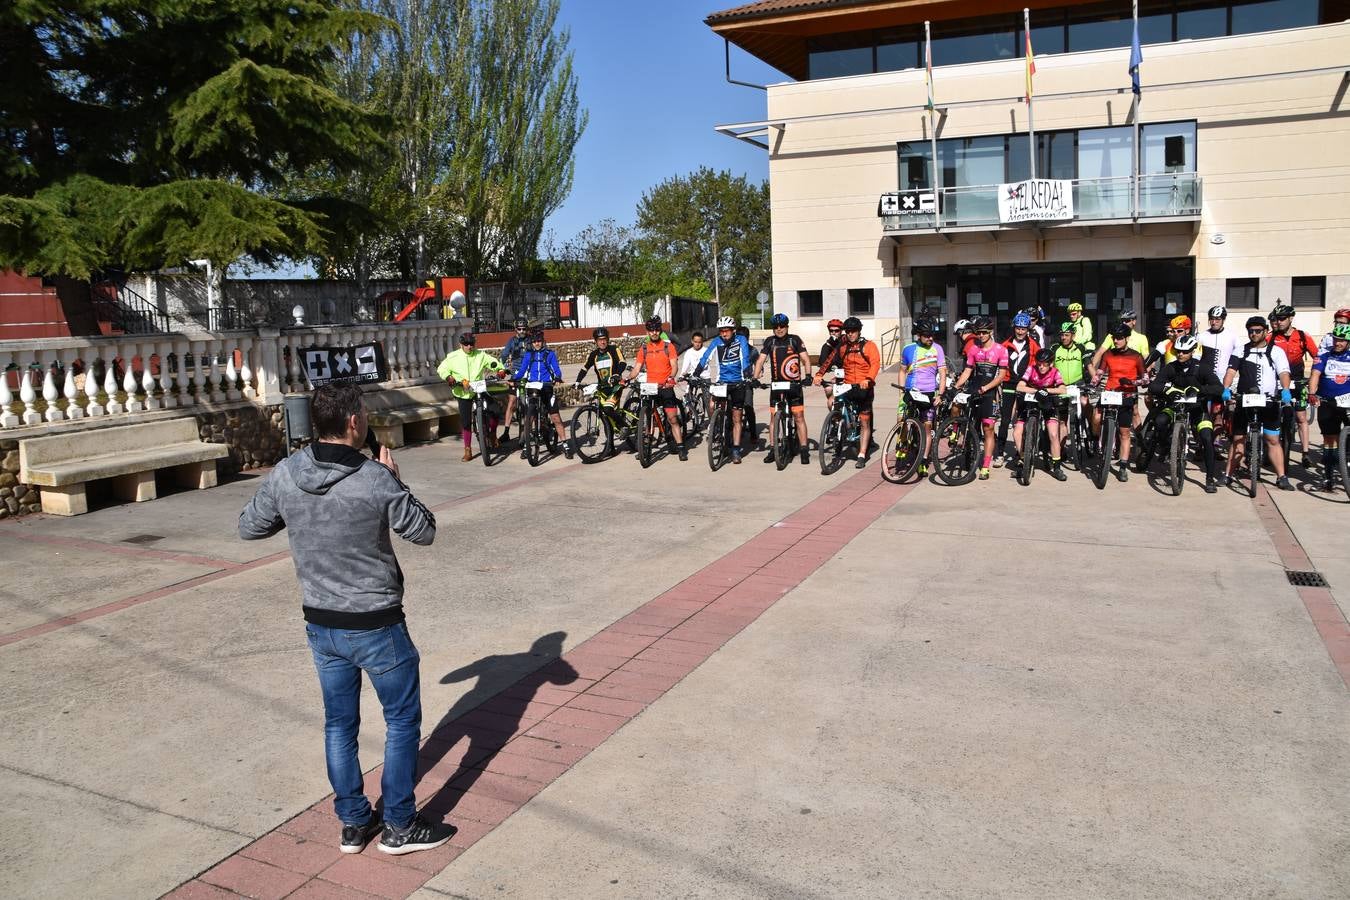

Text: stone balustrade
xmin=0 ymin=320 xmax=468 ymax=430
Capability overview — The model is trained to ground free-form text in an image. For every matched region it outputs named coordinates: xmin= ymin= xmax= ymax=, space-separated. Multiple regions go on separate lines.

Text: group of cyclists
xmin=434 ymin=302 xmax=1350 ymax=493
xmin=898 ymin=302 xmax=1350 ymax=493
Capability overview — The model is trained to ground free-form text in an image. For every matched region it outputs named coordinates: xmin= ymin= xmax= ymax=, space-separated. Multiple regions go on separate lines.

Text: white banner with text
xmin=998 ymin=179 xmax=1074 ymax=223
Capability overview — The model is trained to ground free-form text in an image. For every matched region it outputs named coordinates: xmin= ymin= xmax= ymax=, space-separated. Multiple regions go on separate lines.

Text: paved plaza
xmin=1 ymin=383 xmax=1348 ymax=899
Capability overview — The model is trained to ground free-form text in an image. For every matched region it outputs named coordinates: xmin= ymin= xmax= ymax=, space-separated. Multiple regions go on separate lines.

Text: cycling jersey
xmin=499 ymin=334 xmax=529 ymax=368
xmin=963 ymin=341 xmax=1008 ymax=390
xmin=1271 ymin=328 xmax=1318 ymax=380
xmin=437 ymin=349 xmax=508 ymax=400
xmin=1097 ymin=347 xmax=1146 ymax=390
xmin=1148 ymin=358 xmax=1221 ymax=398
xmin=761 ymin=334 xmax=806 ymax=381
xmin=512 ymin=348 xmax=563 ymax=383
xmin=1312 ymin=348 xmax=1350 ymax=400
xmin=901 ymin=342 xmax=945 ymax=393
xmin=820 ymin=337 xmax=880 ymax=387
xmin=1020 ymin=366 xmax=1063 ymax=390
xmin=1227 ymin=342 xmax=1290 ymax=397
xmin=577 ymin=346 xmax=625 ymax=382
xmin=696 ymin=334 xmax=753 ymax=383
xmin=1198 ymin=328 xmax=1239 ymax=381
xmin=1000 ymin=336 xmax=1039 ymax=387
xmin=1053 ymin=343 xmax=1086 ymax=385
xmin=1068 ymin=316 xmax=1095 ymax=351
xmin=635 ymin=339 xmax=678 ymax=383
xmin=1124 ymin=330 xmax=1149 ymax=357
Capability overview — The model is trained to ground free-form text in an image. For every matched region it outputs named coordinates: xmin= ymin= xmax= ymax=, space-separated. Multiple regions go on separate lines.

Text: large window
xmin=1226 ymin=278 xmax=1260 ymax=309
xmin=940 ymin=136 xmax=1004 ymax=223
xmin=804 ymin=1 xmax=1330 ymax=80
xmin=798 ymin=290 xmax=823 ymax=318
xmin=1291 ymin=276 xmax=1326 ymax=308
xmin=1142 ymin=122 xmax=1197 ymax=173
xmin=898 ymin=142 xmax=934 ymax=190
xmin=1007 ymin=130 xmax=1076 ymax=183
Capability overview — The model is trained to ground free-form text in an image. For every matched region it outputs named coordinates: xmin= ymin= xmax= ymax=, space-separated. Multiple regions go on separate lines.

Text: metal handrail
xmin=879 ymin=323 xmax=904 ymax=368
xmin=91 ymin=281 xmax=171 ymax=334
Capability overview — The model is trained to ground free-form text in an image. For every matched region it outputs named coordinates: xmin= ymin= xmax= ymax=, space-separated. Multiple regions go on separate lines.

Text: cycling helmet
xmin=954 ymin=318 xmax=971 ymax=333
xmin=1024 ymin=306 xmax=1044 ymax=321
xmin=1245 ymin=315 xmax=1267 ymax=330
xmin=1335 ymin=308 xmax=1350 ymax=321
xmin=913 ymin=318 xmax=936 ymax=336
xmin=1013 ymin=312 xmax=1032 ymax=328
xmin=1173 ymin=334 xmax=1199 ymax=353
xmin=1109 ymin=323 xmax=1132 ymax=339
xmin=592 ymin=327 xmax=609 ymax=340
xmin=716 ymin=315 xmax=736 ymax=329
xmin=843 ymin=316 xmax=863 ymax=331
xmin=770 ymin=313 xmax=789 ymax=327
xmin=1059 ymin=320 xmax=1075 ymax=334
xmin=827 ymin=318 xmax=845 ymax=330
xmin=1169 ymin=315 xmax=1193 ymax=331
xmin=513 ymin=316 xmax=527 ymax=329
xmin=1331 ymin=323 xmax=1350 ymax=340
xmin=645 ymin=316 xmax=664 ymax=330
xmin=971 ymin=316 xmax=993 ymax=332
xmin=1207 ymin=305 xmax=1228 ymax=319
xmin=529 ymin=328 xmax=546 ymax=342
xmin=1034 ymin=348 xmax=1054 ymax=364
xmin=1119 ymin=308 xmax=1137 ymax=320
xmin=1270 ymin=304 xmax=1295 ymax=320
xmin=1068 ymin=302 xmax=1084 ymax=312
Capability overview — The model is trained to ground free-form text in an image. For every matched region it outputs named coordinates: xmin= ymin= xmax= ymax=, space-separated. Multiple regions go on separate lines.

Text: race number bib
xmin=1100 ymin=390 xmax=1123 ymax=406
xmin=831 ymin=368 xmax=845 ymax=380
xmin=1065 ymin=385 xmax=1081 ymax=399
xmin=526 ymin=381 xmax=545 ymax=390
xmin=954 ymin=392 xmax=971 ymax=404
xmin=909 ymin=389 xmax=929 ymax=403
xmin=1242 ymin=393 xmax=1266 ymax=408
xmin=469 ymin=380 xmax=488 ymax=394
xmin=833 ymin=383 xmax=852 ymax=397
xmin=1176 ymin=396 xmax=1198 ymax=405
xmin=711 ymin=384 xmax=728 ymax=398
xmin=771 ymin=381 xmax=791 ymax=391
xmin=1336 ymin=394 xmax=1350 ymax=409
xmin=640 ymin=382 xmax=659 ymax=396
xmin=596 ymin=358 xmax=611 ymax=371
xmin=582 ymin=384 xmax=598 ymax=397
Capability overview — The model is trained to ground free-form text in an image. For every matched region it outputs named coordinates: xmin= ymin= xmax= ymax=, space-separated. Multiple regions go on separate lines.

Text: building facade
xmin=707 ymin=0 xmax=1350 ymax=354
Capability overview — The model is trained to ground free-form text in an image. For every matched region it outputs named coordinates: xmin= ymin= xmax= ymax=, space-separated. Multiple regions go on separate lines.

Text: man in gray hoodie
xmin=239 ymin=383 xmax=452 ymax=856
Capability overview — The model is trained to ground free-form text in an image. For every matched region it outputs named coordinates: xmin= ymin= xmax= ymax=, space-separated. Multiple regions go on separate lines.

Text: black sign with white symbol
xmin=302 ymin=342 xmax=388 ymax=386
xmin=879 ymin=191 xmax=936 ymax=216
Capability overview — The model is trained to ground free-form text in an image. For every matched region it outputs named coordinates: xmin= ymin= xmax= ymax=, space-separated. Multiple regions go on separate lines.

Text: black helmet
xmin=1245 ymin=315 xmax=1267 ymax=330
xmin=529 ymin=328 xmax=546 ymax=342
xmin=645 ymin=315 xmax=663 ymax=331
xmin=1110 ymin=323 xmax=1132 ymax=339
xmin=843 ymin=316 xmax=863 ymax=332
xmin=1270 ymin=304 xmax=1294 ymax=320
xmin=513 ymin=316 xmax=528 ymax=329
xmin=592 ymin=327 xmax=609 ymax=340
xmin=1035 ymin=348 xmax=1055 ymax=364
xmin=913 ymin=318 xmax=936 ymax=336
xmin=971 ymin=316 xmax=993 ymax=332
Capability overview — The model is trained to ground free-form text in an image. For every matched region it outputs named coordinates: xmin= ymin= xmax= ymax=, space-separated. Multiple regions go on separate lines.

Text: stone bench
xmin=365 ymin=383 xmax=460 ymax=449
xmin=19 ymin=418 xmax=230 ymax=516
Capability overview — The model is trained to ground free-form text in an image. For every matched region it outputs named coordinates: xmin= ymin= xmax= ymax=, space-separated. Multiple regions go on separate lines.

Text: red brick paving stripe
xmin=173 ymin=469 xmax=920 ymax=898
xmin=199 ymin=855 xmax=311 ymax=899
xmin=287 ymin=878 xmax=387 ymax=899
xmin=164 ymin=882 xmax=238 ymax=899
xmin=238 ymin=831 xmax=344 ymax=877
xmin=1252 ymin=487 xmax=1350 ymax=689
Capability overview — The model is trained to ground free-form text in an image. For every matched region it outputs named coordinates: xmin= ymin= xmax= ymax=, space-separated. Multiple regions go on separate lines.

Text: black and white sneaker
xmin=340 ymin=815 xmax=382 ymax=854
xmin=378 ymin=815 xmax=456 ymax=856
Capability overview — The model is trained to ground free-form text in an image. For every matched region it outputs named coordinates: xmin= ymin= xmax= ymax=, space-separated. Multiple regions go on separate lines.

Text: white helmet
xmin=954 ymin=318 xmax=971 ymax=333
xmin=1207 ymin=305 xmax=1227 ymax=319
xmin=1173 ymin=334 xmax=1199 ymax=353
xmin=716 ymin=315 xmax=736 ymax=329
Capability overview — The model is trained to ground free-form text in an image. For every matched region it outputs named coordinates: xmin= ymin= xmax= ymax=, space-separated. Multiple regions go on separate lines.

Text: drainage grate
xmin=122 ymin=534 xmax=165 ymax=545
xmin=1287 ymin=570 xmax=1329 ymax=588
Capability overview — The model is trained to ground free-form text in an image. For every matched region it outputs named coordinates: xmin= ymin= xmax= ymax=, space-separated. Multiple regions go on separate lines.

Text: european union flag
xmin=1129 ymin=19 xmax=1143 ymax=97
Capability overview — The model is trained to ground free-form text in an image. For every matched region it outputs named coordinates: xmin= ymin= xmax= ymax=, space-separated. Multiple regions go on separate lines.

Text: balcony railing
xmin=880 ymin=173 xmax=1202 ymax=233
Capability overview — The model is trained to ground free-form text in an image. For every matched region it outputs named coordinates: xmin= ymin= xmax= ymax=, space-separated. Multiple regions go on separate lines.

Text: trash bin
xmin=283 ymin=394 xmax=312 ymax=455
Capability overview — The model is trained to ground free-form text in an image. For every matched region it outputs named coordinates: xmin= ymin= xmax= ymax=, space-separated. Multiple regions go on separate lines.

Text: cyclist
xmin=754 ymin=313 xmax=812 ymax=465
xmin=1088 ymin=323 xmax=1147 ymax=482
xmin=1270 ymin=303 xmax=1319 ymax=466
xmin=1221 ymin=315 xmax=1293 ymax=491
xmin=573 ymin=327 xmax=626 ymax=408
xmin=1146 ymin=315 xmax=1196 ymax=372
xmin=1308 ymin=323 xmax=1350 ymax=491
xmin=1317 ymin=308 xmax=1350 ymax=354
xmin=694 ymin=316 xmax=753 ymax=463
xmin=677 ymin=330 xmax=706 ymax=380
xmin=897 ymin=318 xmax=947 ymax=476
xmin=497 ymin=316 xmax=531 ymax=442
xmin=1198 ymin=306 xmax=1238 ymax=382
xmin=813 ymin=316 xmax=881 ymax=468
xmin=950 ymin=317 xmax=1007 ymax=480
xmin=1013 ymin=348 xmax=1069 ymax=481
xmin=511 ymin=330 xmax=573 ymax=459
xmin=1136 ymin=334 xmax=1223 ymax=493
xmin=1066 ymin=302 xmax=1095 ymax=352
xmin=437 ymin=331 xmax=508 ymax=462
xmin=995 ymin=312 xmax=1040 ymax=467
xmin=623 ymin=315 xmax=687 ymax=461
xmin=1053 ymin=321 xmax=1087 ymax=384
xmin=819 ymin=319 xmax=845 ymax=408
xmin=1021 ymin=306 xmax=1047 ymax=346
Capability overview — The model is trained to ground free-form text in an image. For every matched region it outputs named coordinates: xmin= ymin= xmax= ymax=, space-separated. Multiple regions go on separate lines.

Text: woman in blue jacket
xmin=511 ymin=330 xmax=573 ymax=458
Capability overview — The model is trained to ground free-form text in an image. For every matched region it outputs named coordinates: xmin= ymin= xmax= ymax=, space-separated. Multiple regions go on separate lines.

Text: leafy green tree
xmin=0 ymin=0 xmax=385 ymax=278
xmin=635 ymin=167 xmax=769 ymax=318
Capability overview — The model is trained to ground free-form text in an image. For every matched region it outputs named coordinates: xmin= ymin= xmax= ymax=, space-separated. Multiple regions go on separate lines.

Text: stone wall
xmin=195 ymin=404 xmax=286 ymax=476
xmin=0 ymin=438 xmax=41 ymax=518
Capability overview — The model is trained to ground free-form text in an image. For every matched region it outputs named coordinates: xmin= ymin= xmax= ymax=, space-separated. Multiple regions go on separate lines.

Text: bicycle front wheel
xmin=772 ymin=411 xmax=793 ymax=470
xmin=880 ymin=417 xmax=923 ymax=484
xmin=523 ymin=410 xmax=542 ymax=467
xmin=1338 ymin=436 xmax=1349 ymax=495
xmin=707 ymin=407 xmax=728 ymax=471
xmin=639 ymin=401 xmax=655 ymax=469
xmin=818 ymin=409 xmax=848 ymax=475
xmin=1018 ymin=412 xmax=1039 ymax=487
xmin=1094 ymin=414 xmax=1116 ymax=490
xmin=476 ymin=403 xmax=494 ymax=468
xmin=1169 ymin=419 xmax=1187 ymax=496
xmin=570 ymin=405 xmax=611 ymax=463
xmin=934 ymin=414 xmax=977 ymax=486
xmin=1246 ymin=427 xmax=1261 ymax=498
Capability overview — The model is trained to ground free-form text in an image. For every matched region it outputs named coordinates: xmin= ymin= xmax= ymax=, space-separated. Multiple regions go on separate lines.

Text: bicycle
xmin=817 ymin=381 xmax=865 ymax=475
xmin=933 ymin=389 xmax=981 ymax=486
xmin=767 ymin=378 xmax=809 ymax=470
xmin=466 ymin=378 xmax=507 ymax=468
xmin=1056 ymin=384 xmax=1094 ymax=473
xmin=1015 ymin=391 xmax=1055 ymax=487
xmin=569 ymin=377 xmax=634 ymax=463
xmin=681 ymin=376 xmax=710 ymax=436
xmin=1318 ymin=394 xmax=1350 ymax=492
xmin=519 ymin=379 xmax=561 ymax=467
xmin=880 ymin=385 xmax=934 ymax=484
xmin=1089 ymin=382 xmax=1137 ymax=490
xmin=1232 ymin=393 xmax=1286 ymax=498
xmin=1157 ymin=388 xmax=1202 ymax=496
xmin=635 ymin=380 xmax=678 ymax=469
xmin=1278 ymin=379 xmax=1307 ymax=466
xmin=705 ymin=382 xmax=737 ymax=471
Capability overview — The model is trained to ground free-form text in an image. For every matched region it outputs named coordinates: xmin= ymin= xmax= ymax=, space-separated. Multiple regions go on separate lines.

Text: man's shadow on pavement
xmin=417 ymin=631 xmax=577 ymax=817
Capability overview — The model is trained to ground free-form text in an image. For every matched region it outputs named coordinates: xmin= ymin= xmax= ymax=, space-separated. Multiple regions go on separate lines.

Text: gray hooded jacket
xmin=239 ymin=443 xmax=435 ymax=626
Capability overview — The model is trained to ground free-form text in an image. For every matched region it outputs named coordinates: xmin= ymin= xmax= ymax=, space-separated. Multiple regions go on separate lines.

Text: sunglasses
xmin=1247 ymin=327 xmax=1266 ymax=333
xmin=976 ymin=330 xmax=992 ymax=335
xmin=828 ymin=328 xmax=842 ymax=334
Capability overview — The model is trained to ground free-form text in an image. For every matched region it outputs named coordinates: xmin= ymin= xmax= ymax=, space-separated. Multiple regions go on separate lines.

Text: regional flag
xmin=925 ymin=30 xmax=935 ymax=111
xmin=1024 ymin=28 xmax=1035 ymax=103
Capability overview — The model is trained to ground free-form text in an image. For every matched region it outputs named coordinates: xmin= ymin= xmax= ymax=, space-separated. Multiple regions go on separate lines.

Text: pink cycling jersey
xmin=1021 ymin=366 xmax=1064 ymax=390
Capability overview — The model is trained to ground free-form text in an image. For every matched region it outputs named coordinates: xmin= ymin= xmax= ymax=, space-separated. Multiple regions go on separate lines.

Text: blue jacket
xmin=513 ymin=348 xmax=562 ymax=383
xmin=695 ymin=335 xmax=753 ymax=383
xmin=500 ymin=334 xmax=529 ymax=367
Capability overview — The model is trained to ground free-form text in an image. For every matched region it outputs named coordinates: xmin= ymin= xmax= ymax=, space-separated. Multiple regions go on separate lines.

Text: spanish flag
xmin=1024 ymin=24 xmax=1035 ymax=103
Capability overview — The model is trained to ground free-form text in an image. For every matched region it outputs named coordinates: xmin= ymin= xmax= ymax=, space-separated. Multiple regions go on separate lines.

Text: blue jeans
xmin=305 ymin=622 xmax=422 ymax=829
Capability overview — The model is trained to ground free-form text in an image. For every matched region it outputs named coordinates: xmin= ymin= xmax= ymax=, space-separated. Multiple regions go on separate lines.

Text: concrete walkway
xmin=1 ymin=383 xmax=1347 ymax=899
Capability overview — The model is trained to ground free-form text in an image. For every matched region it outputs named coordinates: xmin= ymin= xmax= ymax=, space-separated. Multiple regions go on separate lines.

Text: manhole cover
xmin=1286 ymin=570 xmax=1329 ymax=588
xmin=122 ymin=534 xmax=165 ymax=545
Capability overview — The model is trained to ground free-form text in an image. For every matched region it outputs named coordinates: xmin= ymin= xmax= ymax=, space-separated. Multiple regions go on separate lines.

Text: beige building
xmin=707 ymin=0 xmax=1350 ymax=355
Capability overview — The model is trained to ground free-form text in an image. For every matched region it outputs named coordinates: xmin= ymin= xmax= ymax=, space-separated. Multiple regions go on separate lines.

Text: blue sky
xmin=544 ymin=0 xmax=783 ymax=243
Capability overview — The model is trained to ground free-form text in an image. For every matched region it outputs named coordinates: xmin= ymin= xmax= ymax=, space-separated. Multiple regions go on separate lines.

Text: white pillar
xmin=84 ymin=351 xmax=105 ymax=417
xmin=124 ymin=344 xmax=145 ymax=413
xmin=173 ymin=340 xmax=191 ymax=406
xmin=224 ymin=343 xmax=241 ymax=401
xmin=63 ymin=359 xmax=84 ymax=419
xmin=142 ymin=358 xmax=160 ymax=410
xmin=105 ymin=352 xmax=124 ymax=415
xmin=252 ymin=328 xmax=284 ymax=404
xmin=239 ymin=336 xmax=255 ymax=400
xmin=0 ymin=351 xmax=18 ymax=428
xmin=207 ymin=340 xmax=226 ymax=403
xmin=20 ymin=366 xmax=41 ymax=425
xmin=158 ymin=340 xmax=177 ymax=408
xmin=191 ymin=341 xmax=208 ymax=403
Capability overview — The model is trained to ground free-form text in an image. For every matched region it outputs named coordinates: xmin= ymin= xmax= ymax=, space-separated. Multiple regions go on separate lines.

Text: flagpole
xmin=1131 ymin=0 xmax=1140 ymax=219
xmin=1024 ymin=8 xmax=1036 ymax=181
xmin=925 ymin=20 xmax=939 ymax=224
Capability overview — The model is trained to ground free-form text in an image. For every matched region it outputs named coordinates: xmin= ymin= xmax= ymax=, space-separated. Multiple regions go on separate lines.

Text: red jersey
xmin=635 ymin=340 xmax=677 ymax=383
xmin=1271 ymin=328 xmax=1317 ymax=379
xmin=1097 ymin=348 xmax=1146 ymax=390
